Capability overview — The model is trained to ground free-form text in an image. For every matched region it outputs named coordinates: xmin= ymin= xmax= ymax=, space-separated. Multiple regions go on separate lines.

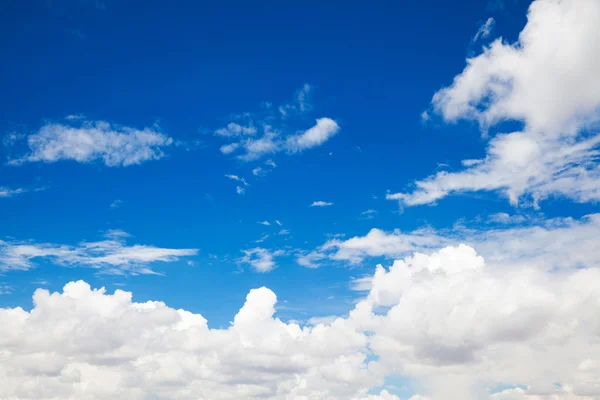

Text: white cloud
xmin=286 ymin=118 xmax=340 ymax=153
xmin=239 ymin=247 xmax=285 ymax=273
xmin=215 ymin=122 xmax=256 ymax=137
xmin=3 ymin=243 xmax=600 ymax=399
xmin=0 ymin=187 xmax=26 ymax=198
xmin=0 ymin=280 xmax=382 ymax=400
xmin=311 ymin=201 xmax=334 ymax=207
xmin=303 ymin=214 xmax=600 ymax=270
xmin=360 ymin=209 xmax=379 ymax=219
xmin=258 ymin=221 xmax=271 ymax=226
xmin=11 ymin=119 xmax=174 ymax=167
xmin=275 ymin=220 xmax=282 ymax=226
xmin=225 ymin=174 xmax=249 ymax=195
xmin=0 ymin=232 xmax=197 ymax=275
xmin=109 ymin=199 xmax=123 ymax=209
xmin=473 ymin=17 xmax=495 ymax=42
xmin=348 ymin=244 xmax=600 ymax=400
xmin=216 ymin=86 xmax=340 ymax=161
xmin=252 ymin=166 xmax=264 ymax=176
xmin=390 ymin=0 xmax=600 ymax=207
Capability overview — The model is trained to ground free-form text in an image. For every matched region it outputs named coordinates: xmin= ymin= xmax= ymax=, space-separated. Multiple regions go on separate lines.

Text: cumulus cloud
xmin=0 ymin=232 xmax=197 ymax=275
xmin=10 ymin=118 xmax=174 ymax=167
xmin=239 ymin=247 xmax=285 ymax=273
xmin=310 ymin=201 xmax=334 ymax=207
xmin=0 ymin=281 xmax=381 ymax=400
xmin=390 ymin=0 xmax=600 ymax=207
xmin=216 ymin=85 xmax=340 ymax=161
xmin=3 ymin=244 xmax=600 ymax=399
xmin=349 ymin=244 xmax=600 ymax=400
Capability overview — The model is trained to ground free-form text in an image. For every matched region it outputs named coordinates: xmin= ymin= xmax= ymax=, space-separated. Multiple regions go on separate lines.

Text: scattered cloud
xmin=252 ymin=159 xmax=278 ymax=177
xmin=0 ymin=187 xmax=26 ymax=198
xmin=109 ymin=199 xmax=123 ymax=209
xmin=0 ymin=232 xmax=197 ymax=275
xmin=275 ymin=220 xmax=282 ymax=226
xmin=258 ymin=221 xmax=271 ymax=226
xmin=0 ymin=283 xmax=13 ymax=295
xmin=360 ymin=209 xmax=378 ymax=219
xmin=311 ymin=201 xmax=334 ymax=207
xmin=225 ymin=174 xmax=249 ymax=195
xmin=389 ymin=0 xmax=600 ymax=208
xmin=472 ymin=17 xmax=495 ymax=42
xmin=301 ymin=214 xmax=600 ymax=270
xmin=10 ymin=118 xmax=175 ymax=167
xmin=215 ymin=122 xmax=257 ymax=137
xmin=239 ymin=247 xmax=285 ymax=273
xmin=216 ymin=85 xmax=340 ymax=161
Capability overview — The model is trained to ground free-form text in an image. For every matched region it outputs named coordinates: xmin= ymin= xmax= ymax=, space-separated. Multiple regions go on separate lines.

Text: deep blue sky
xmin=1 ymin=0 xmax=580 ymax=328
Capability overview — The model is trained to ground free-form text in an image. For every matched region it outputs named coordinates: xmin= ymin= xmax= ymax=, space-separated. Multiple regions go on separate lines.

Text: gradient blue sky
xmin=1 ymin=0 xmax=600 ymax=398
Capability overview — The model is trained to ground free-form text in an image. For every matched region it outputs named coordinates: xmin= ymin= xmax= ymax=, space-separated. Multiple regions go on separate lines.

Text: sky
xmin=1 ymin=0 xmax=600 ymax=399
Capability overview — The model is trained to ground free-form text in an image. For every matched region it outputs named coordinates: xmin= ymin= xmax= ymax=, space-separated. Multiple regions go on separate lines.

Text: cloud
xmin=349 ymin=244 xmax=600 ymax=400
xmin=253 ymin=159 xmax=278 ymax=177
xmin=225 ymin=174 xmax=249 ymax=195
xmin=3 ymin=244 xmax=600 ymax=399
xmin=275 ymin=220 xmax=282 ymax=226
xmin=216 ymin=85 xmax=340 ymax=161
xmin=311 ymin=201 xmax=334 ymax=207
xmin=0 ymin=232 xmax=197 ymax=275
xmin=10 ymin=118 xmax=174 ymax=167
xmin=390 ymin=0 xmax=600 ymax=208
xmin=302 ymin=214 xmax=600 ymax=270
xmin=258 ymin=221 xmax=271 ymax=226
xmin=0 ymin=187 xmax=26 ymax=198
xmin=360 ymin=209 xmax=379 ymax=219
xmin=215 ymin=122 xmax=257 ymax=137
xmin=285 ymin=118 xmax=340 ymax=153
xmin=109 ymin=199 xmax=123 ymax=209
xmin=0 ymin=280 xmax=381 ymax=400
xmin=239 ymin=247 xmax=285 ymax=273
xmin=472 ymin=17 xmax=495 ymax=42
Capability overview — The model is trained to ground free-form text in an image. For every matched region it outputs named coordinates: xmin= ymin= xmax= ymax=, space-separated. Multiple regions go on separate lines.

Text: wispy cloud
xmin=310 ymin=201 xmax=333 ymax=207
xmin=0 ymin=232 xmax=197 ymax=275
xmin=109 ymin=199 xmax=123 ymax=209
xmin=216 ymin=85 xmax=340 ymax=161
xmin=258 ymin=221 xmax=271 ymax=226
xmin=238 ymin=247 xmax=285 ymax=273
xmin=472 ymin=17 xmax=495 ymax=42
xmin=225 ymin=174 xmax=249 ymax=195
xmin=9 ymin=117 xmax=175 ymax=167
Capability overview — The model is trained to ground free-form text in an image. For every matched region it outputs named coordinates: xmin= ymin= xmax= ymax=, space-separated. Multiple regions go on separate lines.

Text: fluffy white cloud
xmin=239 ymin=247 xmax=285 ymax=273
xmin=0 ymin=281 xmax=382 ymax=400
xmin=348 ymin=244 xmax=600 ymax=400
xmin=3 ymin=244 xmax=600 ymax=399
xmin=311 ymin=201 xmax=334 ymax=207
xmin=390 ymin=0 xmax=600 ymax=207
xmin=286 ymin=118 xmax=340 ymax=153
xmin=0 ymin=232 xmax=197 ymax=275
xmin=11 ymin=118 xmax=174 ymax=167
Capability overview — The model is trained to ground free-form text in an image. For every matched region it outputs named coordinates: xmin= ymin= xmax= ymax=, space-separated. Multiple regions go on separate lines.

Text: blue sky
xmin=1 ymin=0 xmax=600 ymax=399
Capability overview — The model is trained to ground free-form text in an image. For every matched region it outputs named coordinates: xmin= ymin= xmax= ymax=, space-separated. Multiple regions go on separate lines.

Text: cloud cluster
xmin=302 ymin=213 xmax=600 ymax=271
xmin=0 ymin=232 xmax=197 ymax=275
xmin=10 ymin=118 xmax=174 ymax=167
xmin=2 ymin=244 xmax=600 ymax=399
xmin=390 ymin=0 xmax=600 ymax=207
xmin=216 ymin=85 xmax=340 ymax=161
xmin=0 ymin=281 xmax=382 ymax=400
